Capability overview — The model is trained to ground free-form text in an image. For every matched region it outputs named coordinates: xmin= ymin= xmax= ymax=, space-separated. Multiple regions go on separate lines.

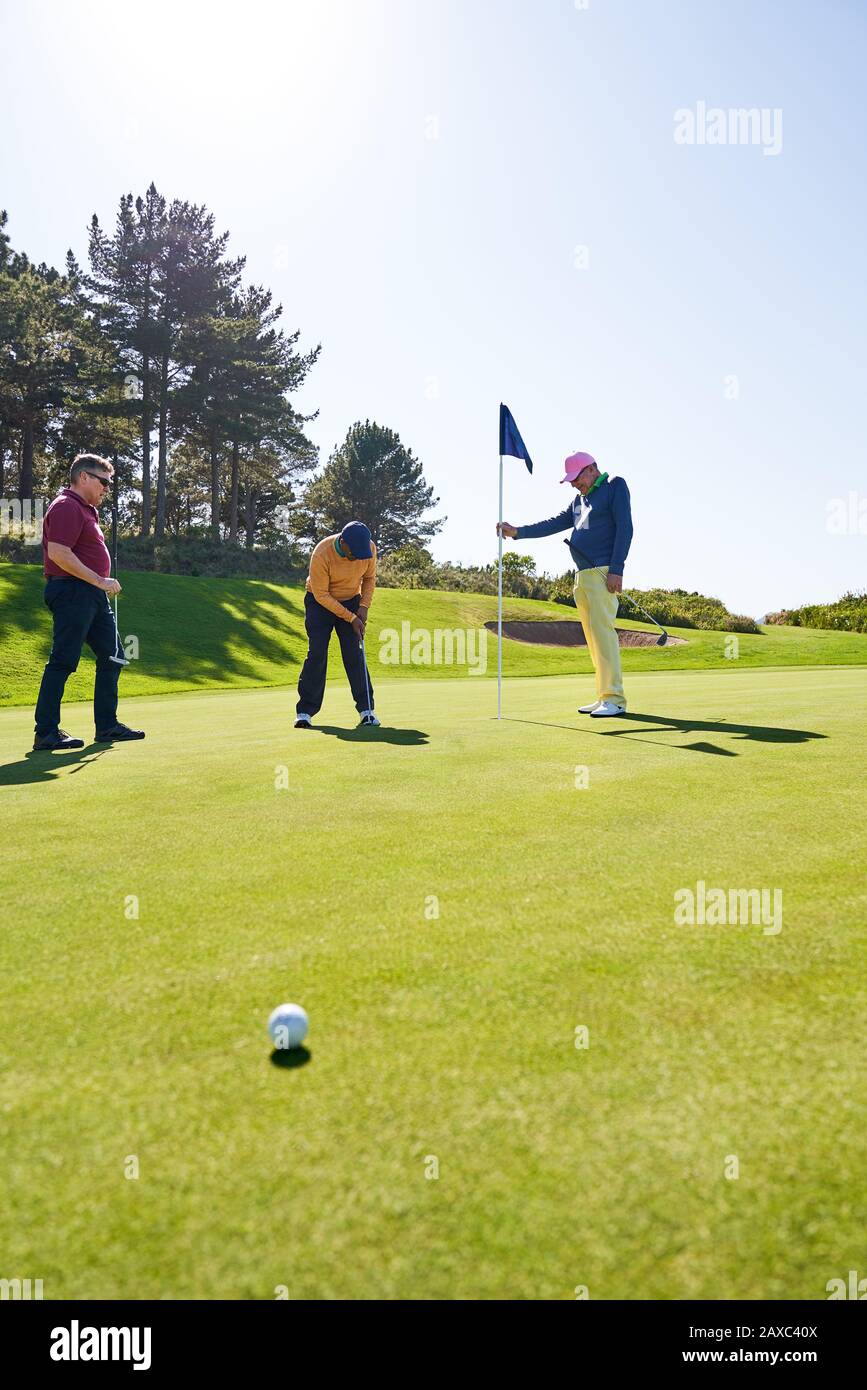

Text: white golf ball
xmin=268 ymin=1002 xmax=309 ymax=1050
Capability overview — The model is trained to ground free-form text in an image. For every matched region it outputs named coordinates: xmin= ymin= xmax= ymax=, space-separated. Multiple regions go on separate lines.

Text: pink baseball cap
xmin=561 ymin=451 xmax=596 ymax=483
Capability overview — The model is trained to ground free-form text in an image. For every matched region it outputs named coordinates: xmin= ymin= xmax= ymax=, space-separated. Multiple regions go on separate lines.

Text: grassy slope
xmin=2 ymin=562 xmax=866 ymax=708
xmin=1 ymin=668 xmax=865 ymax=1299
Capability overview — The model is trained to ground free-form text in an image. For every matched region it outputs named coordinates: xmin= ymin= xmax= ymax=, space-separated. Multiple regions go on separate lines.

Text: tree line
xmin=0 ymin=187 xmax=443 ymax=556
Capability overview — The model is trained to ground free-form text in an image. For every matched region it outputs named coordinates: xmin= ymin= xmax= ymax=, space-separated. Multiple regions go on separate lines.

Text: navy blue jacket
xmin=516 ymin=475 xmax=633 ymax=575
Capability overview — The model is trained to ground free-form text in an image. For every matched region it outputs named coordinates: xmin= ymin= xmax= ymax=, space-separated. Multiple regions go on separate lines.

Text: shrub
xmin=613 ymin=588 xmax=761 ymax=633
xmin=0 ymin=535 xmax=41 ymax=565
xmin=1 ymin=531 xmax=307 ymax=581
xmin=764 ymin=592 xmax=867 ymax=633
xmin=115 ymin=535 xmax=306 ymax=581
xmin=377 ymin=548 xmax=761 ymax=632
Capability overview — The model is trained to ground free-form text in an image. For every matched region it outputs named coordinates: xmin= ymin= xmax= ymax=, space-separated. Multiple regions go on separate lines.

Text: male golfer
xmin=295 ymin=520 xmax=379 ymax=728
xmin=33 ymin=454 xmax=145 ymax=750
xmin=498 ymin=452 xmax=633 ymax=717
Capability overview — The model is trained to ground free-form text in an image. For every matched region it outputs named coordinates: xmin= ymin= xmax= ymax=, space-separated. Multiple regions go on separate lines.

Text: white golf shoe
xmin=578 ymin=700 xmax=601 ymax=714
xmin=359 ymin=710 xmax=380 ymax=727
xmin=590 ymin=701 xmax=626 ymax=718
xmin=294 ymin=713 xmax=313 ymax=728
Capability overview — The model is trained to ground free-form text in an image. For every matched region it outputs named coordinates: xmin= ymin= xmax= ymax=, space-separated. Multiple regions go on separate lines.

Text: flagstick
xmin=497 ymin=453 xmax=503 ymax=719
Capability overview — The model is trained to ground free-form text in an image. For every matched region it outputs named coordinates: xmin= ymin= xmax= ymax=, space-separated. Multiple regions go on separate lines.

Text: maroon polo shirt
xmin=42 ymin=488 xmax=111 ymax=579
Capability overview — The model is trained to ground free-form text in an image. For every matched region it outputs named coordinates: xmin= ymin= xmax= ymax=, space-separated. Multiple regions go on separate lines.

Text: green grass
xmin=3 ymin=561 xmax=867 ymax=709
xmin=1 ymin=666 xmax=865 ymax=1299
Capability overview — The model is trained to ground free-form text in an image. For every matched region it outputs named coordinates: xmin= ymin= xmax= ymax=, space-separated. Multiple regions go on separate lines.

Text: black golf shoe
xmin=32 ymin=729 xmax=85 ymax=751
xmin=95 ymin=723 xmax=146 ymax=743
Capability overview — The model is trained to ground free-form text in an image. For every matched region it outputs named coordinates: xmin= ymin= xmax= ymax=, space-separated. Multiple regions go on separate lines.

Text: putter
xmin=109 ymin=489 xmax=129 ymax=666
xmin=359 ymin=635 xmax=374 ymax=714
xmin=109 ymin=594 xmax=129 ymax=666
xmin=564 ymin=538 xmax=670 ymax=645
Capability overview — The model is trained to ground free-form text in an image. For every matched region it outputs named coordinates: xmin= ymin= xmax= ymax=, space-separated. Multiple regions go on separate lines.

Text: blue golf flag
xmin=499 ymin=403 xmax=533 ymax=474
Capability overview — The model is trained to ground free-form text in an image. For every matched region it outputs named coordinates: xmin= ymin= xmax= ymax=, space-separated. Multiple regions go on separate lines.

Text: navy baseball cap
xmin=340 ymin=521 xmax=373 ymax=559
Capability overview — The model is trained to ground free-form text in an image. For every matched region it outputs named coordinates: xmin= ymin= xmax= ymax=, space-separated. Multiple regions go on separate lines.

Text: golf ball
xmin=268 ymin=1002 xmax=309 ymax=1050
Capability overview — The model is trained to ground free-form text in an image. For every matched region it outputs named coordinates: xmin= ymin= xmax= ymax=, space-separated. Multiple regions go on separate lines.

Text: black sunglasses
xmin=84 ymin=471 xmax=112 ymax=488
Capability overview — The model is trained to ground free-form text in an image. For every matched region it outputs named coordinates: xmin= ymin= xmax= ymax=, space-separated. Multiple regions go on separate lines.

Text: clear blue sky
xmin=2 ymin=0 xmax=865 ymax=616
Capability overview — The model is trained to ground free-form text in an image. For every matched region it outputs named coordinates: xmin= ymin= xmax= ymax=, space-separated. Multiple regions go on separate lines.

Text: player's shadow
xmin=614 ymin=712 xmax=825 ymax=748
xmin=270 ymin=1046 xmax=311 ymax=1069
xmin=313 ymin=725 xmax=429 ymax=745
xmin=505 ymin=713 xmax=825 ymax=756
xmin=0 ymin=745 xmax=111 ymax=787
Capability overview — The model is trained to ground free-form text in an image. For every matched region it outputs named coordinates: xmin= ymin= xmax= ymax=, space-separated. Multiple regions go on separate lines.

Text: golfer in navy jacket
xmin=32 ymin=454 xmax=145 ymax=751
xmin=498 ymin=451 xmax=634 ymax=716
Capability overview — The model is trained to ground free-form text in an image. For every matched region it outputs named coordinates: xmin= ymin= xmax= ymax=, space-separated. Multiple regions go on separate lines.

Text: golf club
xmin=564 ymin=537 xmax=670 ymax=645
xmin=108 ymin=596 xmax=129 ymax=666
xmin=359 ymin=633 xmax=373 ymax=713
xmin=109 ymin=481 xmax=129 ymax=667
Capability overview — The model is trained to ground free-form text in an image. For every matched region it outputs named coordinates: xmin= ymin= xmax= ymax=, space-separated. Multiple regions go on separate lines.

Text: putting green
xmin=1 ymin=667 xmax=865 ymax=1299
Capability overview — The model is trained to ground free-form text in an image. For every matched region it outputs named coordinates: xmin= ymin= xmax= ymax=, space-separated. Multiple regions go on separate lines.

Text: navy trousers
xmin=296 ymin=592 xmax=374 ymax=717
xmin=34 ymin=576 xmax=121 ymax=735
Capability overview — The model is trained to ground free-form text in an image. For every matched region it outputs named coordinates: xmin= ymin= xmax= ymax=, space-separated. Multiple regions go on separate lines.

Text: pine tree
xmin=86 ymin=183 xmax=167 ymax=535
xmin=0 ymin=215 xmax=105 ymax=500
xmin=150 ymin=199 xmax=245 ymax=538
xmin=58 ymin=249 xmax=139 ymax=469
xmin=176 ymin=281 xmax=319 ymax=541
xmin=296 ymin=420 xmax=444 ymax=556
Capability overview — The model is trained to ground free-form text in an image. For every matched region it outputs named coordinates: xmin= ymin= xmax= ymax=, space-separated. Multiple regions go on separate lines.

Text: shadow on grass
xmin=0 ymin=565 xmax=309 ymax=696
xmin=270 ymin=1046 xmax=311 ymax=1069
xmin=0 ymin=744 xmax=112 ymax=787
xmin=125 ymin=576 xmax=307 ymax=685
xmin=0 ymin=561 xmax=42 ymax=650
xmin=312 ymin=724 xmax=429 ymax=745
xmin=617 ymin=712 xmax=826 ymax=746
xmin=504 ymin=712 xmax=825 ymax=756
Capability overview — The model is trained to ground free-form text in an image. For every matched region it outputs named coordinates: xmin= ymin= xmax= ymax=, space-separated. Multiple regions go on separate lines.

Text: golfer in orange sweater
xmin=295 ymin=521 xmax=379 ymax=728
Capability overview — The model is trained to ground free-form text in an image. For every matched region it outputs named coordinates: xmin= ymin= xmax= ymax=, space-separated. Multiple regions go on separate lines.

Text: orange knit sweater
xmin=305 ymin=535 xmax=377 ymax=623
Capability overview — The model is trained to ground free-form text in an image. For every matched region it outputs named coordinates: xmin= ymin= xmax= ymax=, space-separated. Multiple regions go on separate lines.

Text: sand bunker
xmin=484 ymin=620 xmax=686 ymax=648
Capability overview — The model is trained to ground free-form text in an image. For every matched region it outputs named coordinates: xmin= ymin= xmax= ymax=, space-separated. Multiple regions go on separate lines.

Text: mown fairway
xmin=1 ymin=665 xmax=865 ymax=1299
xmin=4 ymin=562 xmax=867 ymax=708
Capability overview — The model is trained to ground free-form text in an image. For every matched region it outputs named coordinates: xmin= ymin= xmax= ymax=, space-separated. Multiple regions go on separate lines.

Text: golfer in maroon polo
xmin=32 ymin=453 xmax=145 ymax=751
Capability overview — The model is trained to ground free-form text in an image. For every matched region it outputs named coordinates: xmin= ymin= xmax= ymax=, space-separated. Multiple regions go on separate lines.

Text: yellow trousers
xmin=573 ymin=566 xmax=626 ymax=709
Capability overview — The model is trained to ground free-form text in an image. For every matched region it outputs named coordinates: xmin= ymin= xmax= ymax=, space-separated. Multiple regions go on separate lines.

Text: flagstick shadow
xmin=499 ymin=717 xmax=586 ymax=734
xmin=499 ymin=716 xmax=676 ymax=750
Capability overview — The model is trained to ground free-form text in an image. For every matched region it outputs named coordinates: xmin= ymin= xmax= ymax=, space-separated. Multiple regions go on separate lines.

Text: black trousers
xmin=34 ymin=576 xmax=121 ymax=735
xmin=296 ymin=592 xmax=374 ymax=717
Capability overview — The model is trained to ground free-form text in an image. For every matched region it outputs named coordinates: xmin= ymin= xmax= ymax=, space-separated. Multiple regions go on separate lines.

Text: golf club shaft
xmin=109 ymin=595 xmax=128 ymax=665
xmin=564 ymin=537 xmax=668 ymax=637
xmin=360 ymin=635 xmax=373 ymax=712
xmin=109 ymin=486 xmax=128 ymax=664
